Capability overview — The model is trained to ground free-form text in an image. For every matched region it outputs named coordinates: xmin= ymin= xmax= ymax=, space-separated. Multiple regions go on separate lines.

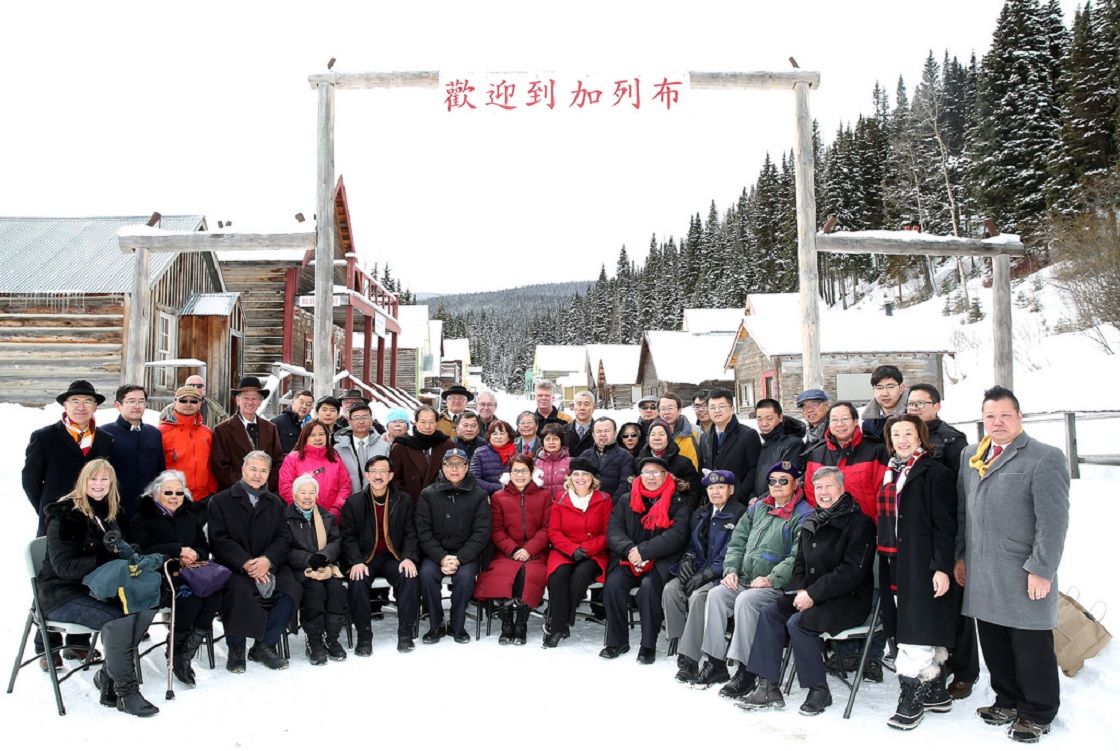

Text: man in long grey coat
xmin=955 ymin=386 xmax=1069 ymax=743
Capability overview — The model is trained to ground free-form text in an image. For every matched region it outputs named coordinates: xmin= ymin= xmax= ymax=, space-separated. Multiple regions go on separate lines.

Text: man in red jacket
xmin=160 ymin=385 xmax=218 ymax=511
xmin=804 ymin=401 xmax=888 ymax=518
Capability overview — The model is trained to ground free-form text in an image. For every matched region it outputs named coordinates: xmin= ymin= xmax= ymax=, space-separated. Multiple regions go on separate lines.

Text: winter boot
xmin=719 ymin=666 xmax=758 ymax=699
xmin=101 ymin=615 xmax=158 ymax=718
xmin=248 ymin=641 xmax=289 ymax=670
xmin=737 ymin=677 xmax=785 ymax=711
xmin=799 ymin=683 xmax=833 ymax=716
xmin=355 ymin=629 xmax=373 ymax=657
xmin=923 ymin=665 xmax=953 ymax=714
xmin=304 ymin=624 xmax=328 ymax=666
xmin=497 ymin=602 xmax=515 ymax=645
xmin=513 ymin=601 xmax=531 ymax=645
xmin=888 ymin=676 xmax=926 ymax=730
xmin=173 ymin=627 xmax=206 ymax=688
xmin=227 ymin=645 xmax=247 ymax=673
xmin=397 ymin=623 xmax=416 ymax=653
xmin=674 ymin=656 xmax=699 ymax=683
xmin=93 ymin=668 xmax=117 ymax=707
xmin=693 ymin=657 xmax=730 ymax=688
xmin=324 ymin=615 xmax=347 ymax=661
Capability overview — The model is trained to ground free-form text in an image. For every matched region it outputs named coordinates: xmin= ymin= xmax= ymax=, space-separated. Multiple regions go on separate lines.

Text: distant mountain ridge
xmin=420 ymin=281 xmax=592 ymax=316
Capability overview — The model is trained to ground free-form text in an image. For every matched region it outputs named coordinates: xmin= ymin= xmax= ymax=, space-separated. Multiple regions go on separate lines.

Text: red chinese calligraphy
xmin=569 ymin=80 xmax=603 ymax=109
xmin=612 ymin=78 xmax=640 ymax=109
xmin=526 ymin=79 xmax=556 ymax=110
xmin=486 ymin=80 xmax=517 ymax=110
xmin=444 ymin=79 xmax=476 ymax=112
xmin=652 ymin=78 xmax=682 ymax=110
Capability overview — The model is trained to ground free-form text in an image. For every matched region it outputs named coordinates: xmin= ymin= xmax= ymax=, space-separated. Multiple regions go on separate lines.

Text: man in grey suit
xmin=956 ymin=386 xmax=1069 ymax=744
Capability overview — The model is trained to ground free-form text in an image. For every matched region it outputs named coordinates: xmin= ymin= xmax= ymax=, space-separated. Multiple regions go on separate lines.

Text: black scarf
xmin=396 ymin=429 xmax=451 ymax=451
xmin=802 ymin=493 xmax=856 ymax=537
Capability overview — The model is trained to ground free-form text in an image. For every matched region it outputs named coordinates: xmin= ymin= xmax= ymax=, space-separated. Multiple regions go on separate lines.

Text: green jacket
xmin=722 ymin=491 xmax=813 ymax=589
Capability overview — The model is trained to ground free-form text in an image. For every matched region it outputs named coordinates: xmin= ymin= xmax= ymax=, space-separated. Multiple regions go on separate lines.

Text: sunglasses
xmin=768 ymin=477 xmax=792 ymax=487
xmin=161 ymin=490 xmax=186 ymax=497
xmin=177 ymin=398 xmax=201 ymax=405
xmin=620 ymin=433 xmax=640 ymax=439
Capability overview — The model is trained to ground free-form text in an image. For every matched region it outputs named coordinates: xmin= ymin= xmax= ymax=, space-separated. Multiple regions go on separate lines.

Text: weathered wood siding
xmin=221 ymin=262 xmax=289 ymax=380
xmin=732 ymin=337 xmax=777 ymax=416
xmin=0 ymin=294 xmax=125 ymax=405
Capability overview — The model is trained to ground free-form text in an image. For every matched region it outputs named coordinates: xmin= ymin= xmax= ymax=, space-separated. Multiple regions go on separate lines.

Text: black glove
xmin=572 ymin=548 xmax=589 ymax=562
xmin=684 ymin=568 xmax=716 ymax=597
xmin=308 ymin=553 xmax=328 ymax=569
xmin=102 ymin=529 xmax=122 ymax=553
xmin=677 ymin=554 xmax=696 ymax=581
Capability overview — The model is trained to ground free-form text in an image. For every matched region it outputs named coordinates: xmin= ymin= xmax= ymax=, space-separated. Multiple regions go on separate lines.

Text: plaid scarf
xmin=876 ymin=449 xmax=926 ymax=556
xmin=63 ymin=413 xmax=96 ymax=455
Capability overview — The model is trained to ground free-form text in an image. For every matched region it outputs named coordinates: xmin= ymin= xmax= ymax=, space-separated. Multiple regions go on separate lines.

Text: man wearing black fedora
xmin=211 ymin=377 xmax=284 ymax=493
xmin=23 ymin=380 xmax=115 ymax=536
xmin=436 ymin=384 xmax=474 ymax=436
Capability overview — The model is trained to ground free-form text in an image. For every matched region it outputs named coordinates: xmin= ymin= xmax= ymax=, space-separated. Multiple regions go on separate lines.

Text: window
xmin=304 ymin=335 xmax=314 ymax=370
xmin=156 ymin=312 xmax=177 ymax=389
xmin=762 ymin=370 xmax=776 ymax=399
xmin=738 ymin=382 xmax=755 ymax=411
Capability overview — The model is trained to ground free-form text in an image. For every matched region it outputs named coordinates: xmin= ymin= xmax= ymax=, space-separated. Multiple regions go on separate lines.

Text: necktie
xmin=578 ymin=424 xmax=587 ymax=441
xmin=245 ymin=421 xmax=258 ymax=449
xmin=991 ymin=444 xmax=1003 ymax=460
xmin=357 ymin=438 xmax=366 ymax=466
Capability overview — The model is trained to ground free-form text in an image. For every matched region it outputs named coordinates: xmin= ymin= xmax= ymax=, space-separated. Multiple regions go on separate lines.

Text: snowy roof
xmin=744 ymin=292 xmax=805 ymax=317
xmin=179 ymin=292 xmax=239 ymax=316
xmin=585 ymin=344 xmax=641 ymax=384
xmin=0 ymin=215 xmax=206 ymax=293
xmin=643 ymin=331 xmax=735 ymax=384
xmin=681 ymin=307 xmax=744 ymax=333
xmin=396 ymin=305 xmax=430 ymax=349
xmin=557 ymin=370 xmax=589 ymax=389
xmin=443 ymin=338 xmax=471 ymax=365
xmin=740 ymin=295 xmax=954 ymax=358
xmin=535 ymin=345 xmax=587 ymax=374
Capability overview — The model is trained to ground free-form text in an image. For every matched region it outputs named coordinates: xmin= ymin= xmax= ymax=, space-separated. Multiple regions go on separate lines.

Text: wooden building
xmin=636 ymin=331 xmax=735 ymax=399
xmin=0 ymin=215 xmax=235 ymax=406
xmin=725 ymin=293 xmax=952 ymax=416
xmin=585 ymin=344 xmax=641 ymax=408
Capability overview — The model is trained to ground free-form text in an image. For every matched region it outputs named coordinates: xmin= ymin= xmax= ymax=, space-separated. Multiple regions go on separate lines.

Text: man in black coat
xmin=22 ymin=380 xmax=115 ymax=535
xmin=271 ymin=389 xmax=314 ymax=454
xmin=563 ymin=390 xmax=596 ymax=457
xmin=414 ymin=449 xmax=492 ymax=644
xmin=751 ymin=398 xmax=807 ymax=503
xmin=102 ymin=384 xmax=166 ymax=520
xmin=697 ymin=388 xmax=762 ymax=504
xmin=208 ymin=450 xmax=299 ymax=673
xmin=739 ymin=467 xmax=876 ymax=716
xmin=340 ymin=455 xmax=421 ymax=654
xmin=579 ymin=417 xmax=635 ymax=502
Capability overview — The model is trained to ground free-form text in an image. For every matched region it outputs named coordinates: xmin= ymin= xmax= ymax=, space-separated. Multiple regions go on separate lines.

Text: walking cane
xmin=162 ymin=559 xmax=178 ymax=701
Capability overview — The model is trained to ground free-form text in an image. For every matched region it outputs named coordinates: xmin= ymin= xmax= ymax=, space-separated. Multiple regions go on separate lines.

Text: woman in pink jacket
xmin=279 ymin=420 xmax=351 ymax=520
xmin=535 ymin=423 xmax=571 ymax=501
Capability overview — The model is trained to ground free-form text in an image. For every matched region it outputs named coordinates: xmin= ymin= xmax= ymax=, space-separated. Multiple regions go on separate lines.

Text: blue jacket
xmin=580 ymin=443 xmax=635 ymax=503
xmin=671 ymin=499 xmax=748 ymax=577
xmin=469 ymin=444 xmax=508 ymax=495
xmin=103 ymin=415 xmax=166 ymax=520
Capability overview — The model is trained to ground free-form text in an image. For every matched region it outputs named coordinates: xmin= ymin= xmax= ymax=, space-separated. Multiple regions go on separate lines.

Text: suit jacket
xmin=210 ymin=415 xmax=283 ymax=493
xmin=102 ymin=416 xmax=166 ymax=520
xmin=22 ymin=420 xmax=115 ymax=534
xmin=957 ymin=431 xmax=1070 ymax=630
xmin=563 ymin=420 xmax=595 ymax=457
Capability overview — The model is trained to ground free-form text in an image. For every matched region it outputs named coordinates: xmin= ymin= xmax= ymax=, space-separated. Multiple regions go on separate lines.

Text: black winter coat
xmin=22 ymin=421 xmax=115 ymax=534
xmin=207 ymin=482 xmax=301 ymax=639
xmin=284 ymin=503 xmax=342 ymax=583
xmin=102 ymin=416 xmax=166 ymax=520
xmin=415 ymin=472 xmax=493 ymax=564
xmin=697 ymin=416 xmax=762 ymax=505
xmin=271 ymin=409 xmax=306 ymax=454
xmin=606 ymin=488 xmax=691 ymax=581
xmin=563 ymin=421 xmax=595 ymax=457
xmin=786 ymin=494 xmax=876 ymax=634
xmin=579 ymin=443 xmax=635 ymax=502
xmin=753 ymin=416 xmax=807 ymax=501
xmin=926 ymin=419 xmax=968 ymax=478
xmin=38 ymin=497 xmax=127 ymax=615
xmin=130 ymin=494 xmax=209 ymax=561
xmin=340 ymin=486 xmax=419 ymax=567
xmin=879 ymin=456 xmax=958 ymax=647
xmin=635 ymin=441 xmax=701 ymax=508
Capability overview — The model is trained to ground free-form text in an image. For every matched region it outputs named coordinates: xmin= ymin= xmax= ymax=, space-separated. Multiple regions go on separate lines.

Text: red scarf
xmin=628 ymin=475 xmax=677 ymax=531
xmin=493 ymin=440 xmax=516 ymax=468
xmin=876 ymin=449 xmax=926 ymax=555
xmin=63 ymin=413 xmax=96 ymax=456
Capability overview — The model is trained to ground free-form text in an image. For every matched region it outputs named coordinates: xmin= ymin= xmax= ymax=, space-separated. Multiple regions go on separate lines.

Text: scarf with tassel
xmin=63 ymin=413 xmax=96 ymax=455
xmin=876 ymin=449 xmax=926 ymax=555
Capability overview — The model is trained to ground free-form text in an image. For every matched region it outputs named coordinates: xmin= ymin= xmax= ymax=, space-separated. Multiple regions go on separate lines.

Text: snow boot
xmin=173 ymin=627 xmax=206 ymax=688
xmin=498 ymin=602 xmax=515 ymax=645
xmin=513 ymin=601 xmax=531 ymax=645
xmin=94 ymin=668 xmax=117 ymax=707
xmin=693 ymin=657 xmax=730 ymax=688
xmin=102 ymin=615 xmax=158 ymax=718
xmin=397 ymin=623 xmax=416 ymax=653
xmin=737 ymin=677 xmax=785 ymax=711
xmin=304 ymin=624 xmax=328 ymax=666
xmin=324 ymin=615 xmax=347 ymax=661
xmin=888 ymin=676 xmax=926 ymax=730
xmin=675 ymin=656 xmax=699 ymax=683
xmin=720 ymin=666 xmax=758 ymax=699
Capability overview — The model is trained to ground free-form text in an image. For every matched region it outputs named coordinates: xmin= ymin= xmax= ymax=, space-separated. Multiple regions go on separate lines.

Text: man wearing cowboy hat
xmin=23 ymin=380 xmax=116 ymax=535
xmin=437 ymin=384 xmax=474 ymax=436
xmin=211 ymin=377 xmax=283 ymax=493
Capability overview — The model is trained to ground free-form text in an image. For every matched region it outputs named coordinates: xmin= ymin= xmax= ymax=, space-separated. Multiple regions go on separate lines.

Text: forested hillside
xmin=432 ymin=0 xmax=1120 ymax=392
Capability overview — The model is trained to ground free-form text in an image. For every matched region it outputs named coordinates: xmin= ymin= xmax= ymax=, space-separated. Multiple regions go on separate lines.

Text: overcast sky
xmin=0 ymin=0 xmax=1081 ymax=294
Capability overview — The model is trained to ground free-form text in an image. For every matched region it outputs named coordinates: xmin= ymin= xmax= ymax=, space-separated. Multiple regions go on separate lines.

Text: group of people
xmin=22 ymin=372 xmax=1069 ymax=744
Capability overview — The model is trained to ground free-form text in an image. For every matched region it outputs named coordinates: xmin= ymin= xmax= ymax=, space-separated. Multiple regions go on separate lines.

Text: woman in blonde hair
xmin=38 ymin=459 xmax=162 ymax=716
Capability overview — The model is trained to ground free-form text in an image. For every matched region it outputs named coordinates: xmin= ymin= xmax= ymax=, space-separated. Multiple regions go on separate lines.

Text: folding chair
xmin=7 ymin=538 xmax=102 ymax=716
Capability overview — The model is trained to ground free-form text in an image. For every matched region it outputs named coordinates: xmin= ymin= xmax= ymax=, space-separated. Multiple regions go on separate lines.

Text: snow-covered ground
xmin=2 ymin=264 xmax=1117 ymax=744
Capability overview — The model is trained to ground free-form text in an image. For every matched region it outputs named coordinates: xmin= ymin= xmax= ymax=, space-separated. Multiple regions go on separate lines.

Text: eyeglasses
xmin=443 ymin=462 xmax=468 ymax=469
xmin=65 ymin=398 xmax=97 ymax=407
xmin=176 ymin=398 xmax=201 ymax=405
xmin=366 ymin=469 xmax=391 ymax=476
xmin=510 ymin=468 xmax=531 ymax=475
xmin=161 ymin=490 xmax=186 ymax=497
xmin=906 ymin=400 xmax=934 ymax=410
xmin=767 ymin=477 xmax=792 ymax=487
xmin=121 ymin=399 xmax=146 ymax=406
xmin=829 ymin=417 xmax=854 ymax=425
xmin=872 ymin=383 xmax=901 ymax=392
xmin=641 ymin=470 xmax=665 ymax=478
xmin=351 ymin=414 xmax=372 ymax=421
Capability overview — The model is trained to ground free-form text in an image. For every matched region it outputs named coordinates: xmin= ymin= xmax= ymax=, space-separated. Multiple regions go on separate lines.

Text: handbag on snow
xmin=1053 ymin=587 xmax=1112 ymax=677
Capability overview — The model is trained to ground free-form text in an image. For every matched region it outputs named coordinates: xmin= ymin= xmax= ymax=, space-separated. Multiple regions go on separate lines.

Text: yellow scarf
xmin=968 ymin=432 xmax=1022 ymax=479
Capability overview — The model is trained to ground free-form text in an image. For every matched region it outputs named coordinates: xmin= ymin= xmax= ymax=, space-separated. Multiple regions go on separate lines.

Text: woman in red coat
xmin=475 ymin=454 xmax=552 ymax=645
xmin=542 ymin=457 xmax=612 ymax=648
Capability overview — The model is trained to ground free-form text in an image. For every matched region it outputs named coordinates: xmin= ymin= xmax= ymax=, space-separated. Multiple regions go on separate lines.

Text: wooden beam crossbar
xmin=118 ymin=231 xmax=316 ymax=254
xmin=307 ymin=71 xmax=440 ymax=90
xmin=689 ymin=71 xmax=820 ymax=90
xmin=816 ymin=232 xmax=1026 ymax=258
